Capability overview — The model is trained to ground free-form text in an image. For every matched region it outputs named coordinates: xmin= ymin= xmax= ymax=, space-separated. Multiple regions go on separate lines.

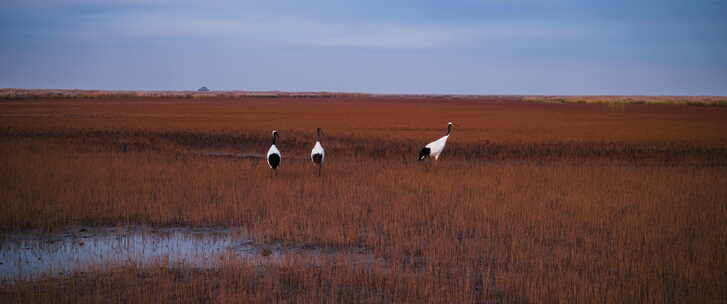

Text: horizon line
xmin=2 ymin=88 xmax=726 ymax=98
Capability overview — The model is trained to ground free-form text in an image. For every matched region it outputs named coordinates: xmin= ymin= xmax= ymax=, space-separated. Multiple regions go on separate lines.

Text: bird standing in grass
xmin=310 ymin=128 xmax=325 ymax=176
xmin=419 ymin=122 xmax=454 ymax=161
xmin=267 ymin=130 xmax=281 ymax=176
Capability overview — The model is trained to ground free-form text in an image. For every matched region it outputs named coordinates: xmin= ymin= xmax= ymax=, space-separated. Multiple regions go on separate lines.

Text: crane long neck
xmin=316 ymin=128 xmax=321 ymax=141
xmin=447 ymin=124 xmax=452 ymax=135
xmin=272 ymin=133 xmax=277 ymax=145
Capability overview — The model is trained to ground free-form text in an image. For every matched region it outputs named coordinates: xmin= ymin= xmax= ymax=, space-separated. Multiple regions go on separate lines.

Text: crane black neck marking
xmin=272 ymin=132 xmax=278 ymax=145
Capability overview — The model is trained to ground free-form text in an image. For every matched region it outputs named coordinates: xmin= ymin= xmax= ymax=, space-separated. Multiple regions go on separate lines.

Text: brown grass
xmin=1 ymin=95 xmax=726 ymax=303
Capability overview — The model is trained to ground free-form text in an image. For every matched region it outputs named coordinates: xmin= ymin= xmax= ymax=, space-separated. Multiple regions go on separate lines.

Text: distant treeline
xmin=2 ymin=89 xmax=726 ymax=106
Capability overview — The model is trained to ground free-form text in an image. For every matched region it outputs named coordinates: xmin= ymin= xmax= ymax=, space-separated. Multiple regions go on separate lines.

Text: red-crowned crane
xmin=310 ymin=128 xmax=325 ymax=176
xmin=267 ymin=130 xmax=281 ymax=176
xmin=418 ymin=122 xmax=454 ymax=161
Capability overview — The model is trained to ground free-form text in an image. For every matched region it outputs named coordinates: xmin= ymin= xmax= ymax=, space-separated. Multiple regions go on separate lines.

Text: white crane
xmin=267 ymin=130 xmax=281 ymax=175
xmin=310 ymin=128 xmax=325 ymax=176
xmin=418 ymin=122 xmax=454 ymax=161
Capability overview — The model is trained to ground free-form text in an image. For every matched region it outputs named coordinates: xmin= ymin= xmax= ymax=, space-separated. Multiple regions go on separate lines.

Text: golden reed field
xmin=1 ymin=93 xmax=727 ymax=303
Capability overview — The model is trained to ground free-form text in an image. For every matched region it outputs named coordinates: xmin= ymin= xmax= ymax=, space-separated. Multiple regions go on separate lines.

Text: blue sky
xmin=1 ymin=0 xmax=726 ymax=95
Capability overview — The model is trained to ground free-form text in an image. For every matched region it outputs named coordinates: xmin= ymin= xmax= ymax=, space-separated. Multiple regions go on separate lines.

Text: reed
xmin=1 ymin=96 xmax=726 ymax=303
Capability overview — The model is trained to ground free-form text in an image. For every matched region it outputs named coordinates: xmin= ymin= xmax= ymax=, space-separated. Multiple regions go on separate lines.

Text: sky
xmin=1 ymin=0 xmax=726 ymax=95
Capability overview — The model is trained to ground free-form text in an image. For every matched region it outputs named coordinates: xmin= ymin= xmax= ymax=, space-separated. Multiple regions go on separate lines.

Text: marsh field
xmin=1 ymin=94 xmax=726 ymax=303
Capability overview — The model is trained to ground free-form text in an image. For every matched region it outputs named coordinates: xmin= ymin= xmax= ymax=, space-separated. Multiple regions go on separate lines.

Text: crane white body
xmin=310 ymin=128 xmax=325 ymax=176
xmin=267 ymin=145 xmax=280 ymax=168
xmin=418 ymin=122 xmax=453 ymax=161
xmin=424 ymin=135 xmax=449 ymax=160
xmin=267 ymin=131 xmax=281 ymax=171
xmin=311 ymin=141 xmax=325 ymax=162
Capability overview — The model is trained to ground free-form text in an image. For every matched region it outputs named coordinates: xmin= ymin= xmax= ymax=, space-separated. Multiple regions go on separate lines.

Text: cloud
xmin=104 ymin=10 xmax=586 ymax=49
xmin=2 ymin=0 xmax=177 ymax=7
xmin=111 ymin=14 xmax=468 ymax=49
xmin=2 ymin=0 xmax=597 ymax=49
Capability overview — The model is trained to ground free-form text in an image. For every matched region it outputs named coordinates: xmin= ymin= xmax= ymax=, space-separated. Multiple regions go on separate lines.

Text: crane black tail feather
xmin=418 ymin=147 xmax=431 ymax=160
xmin=268 ymin=154 xmax=281 ymax=169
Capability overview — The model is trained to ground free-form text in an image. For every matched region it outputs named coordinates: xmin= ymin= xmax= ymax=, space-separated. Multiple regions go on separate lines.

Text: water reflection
xmin=0 ymin=226 xmax=376 ymax=281
xmin=1 ymin=227 xmax=250 ymax=280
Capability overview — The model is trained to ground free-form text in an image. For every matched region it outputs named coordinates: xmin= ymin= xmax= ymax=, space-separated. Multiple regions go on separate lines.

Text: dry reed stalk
xmin=1 ymin=96 xmax=726 ymax=302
